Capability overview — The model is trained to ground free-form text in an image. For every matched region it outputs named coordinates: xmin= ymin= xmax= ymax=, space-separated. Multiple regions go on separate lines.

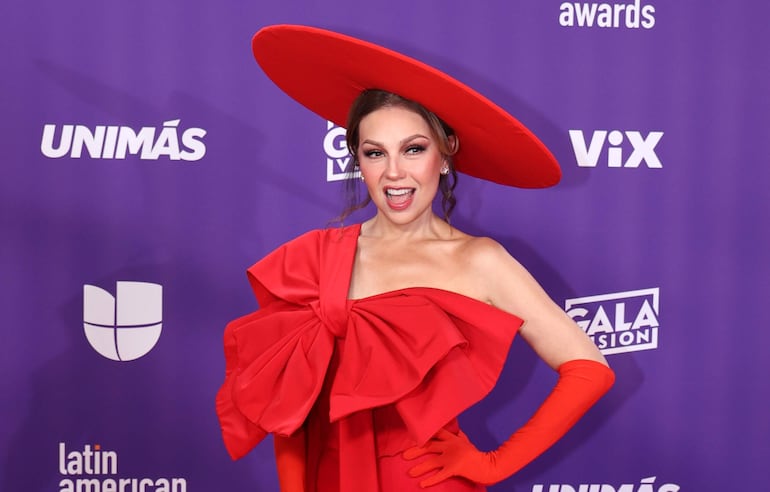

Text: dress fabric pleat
xmin=216 ymin=224 xmax=523 ymax=490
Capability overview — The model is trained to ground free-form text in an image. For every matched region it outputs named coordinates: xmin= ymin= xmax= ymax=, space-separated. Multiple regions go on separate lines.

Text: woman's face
xmin=356 ymin=105 xmax=444 ymax=226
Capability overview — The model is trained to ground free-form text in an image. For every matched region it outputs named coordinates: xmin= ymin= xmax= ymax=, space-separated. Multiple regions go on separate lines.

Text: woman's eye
xmin=405 ymin=145 xmax=425 ymax=154
xmin=364 ymin=149 xmax=383 ymax=158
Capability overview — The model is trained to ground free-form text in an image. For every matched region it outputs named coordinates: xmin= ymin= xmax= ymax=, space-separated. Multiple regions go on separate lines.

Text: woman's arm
xmin=405 ymin=238 xmax=614 ymax=486
xmin=477 ymin=237 xmax=608 ymax=369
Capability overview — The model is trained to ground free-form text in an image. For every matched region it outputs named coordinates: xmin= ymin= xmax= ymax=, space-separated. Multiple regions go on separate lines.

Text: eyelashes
xmin=362 ymin=145 xmax=427 ymax=159
xmin=405 ymin=145 xmax=426 ymax=154
xmin=363 ymin=149 xmax=384 ymax=158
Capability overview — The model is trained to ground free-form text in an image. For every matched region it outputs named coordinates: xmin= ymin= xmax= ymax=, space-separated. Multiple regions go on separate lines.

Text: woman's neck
xmin=361 ymin=212 xmax=453 ymax=241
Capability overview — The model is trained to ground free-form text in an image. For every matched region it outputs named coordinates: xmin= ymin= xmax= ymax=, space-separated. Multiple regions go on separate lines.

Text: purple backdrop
xmin=2 ymin=1 xmax=769 ymax=490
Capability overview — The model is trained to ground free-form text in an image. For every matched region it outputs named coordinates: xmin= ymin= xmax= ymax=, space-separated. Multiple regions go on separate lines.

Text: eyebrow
xmin=360 ymin=134 xmax=430 ymax=147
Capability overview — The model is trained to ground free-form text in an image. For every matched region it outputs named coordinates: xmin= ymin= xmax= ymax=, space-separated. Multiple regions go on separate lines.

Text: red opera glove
xmin=404 ymin=359 xmax=615 ymax=487
xmin=274 ymin=430 xmax=307 ymax=492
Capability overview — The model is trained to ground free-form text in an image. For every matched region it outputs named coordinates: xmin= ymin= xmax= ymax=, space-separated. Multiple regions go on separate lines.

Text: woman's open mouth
xmin=384 ymin=187 xmax=415 ymax=210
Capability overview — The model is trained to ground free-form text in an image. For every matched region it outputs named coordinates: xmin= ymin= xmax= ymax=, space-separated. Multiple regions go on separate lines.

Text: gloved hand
xmin=274 ymin=429 xmax=307 ymax=492
xmin=404 ymin=359 xmax=615 ymax=487
xmin=403 ymin=429 xmax=498 ymax=485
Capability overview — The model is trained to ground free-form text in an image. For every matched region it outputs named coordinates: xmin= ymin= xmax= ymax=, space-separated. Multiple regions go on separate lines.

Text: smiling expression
xmin=356 ymin=106 xmax=446 ymax=225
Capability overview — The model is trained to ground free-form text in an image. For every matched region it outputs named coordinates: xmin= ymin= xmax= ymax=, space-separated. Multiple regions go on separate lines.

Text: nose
xmin=384 ymin=155 xmax=406 ymax=180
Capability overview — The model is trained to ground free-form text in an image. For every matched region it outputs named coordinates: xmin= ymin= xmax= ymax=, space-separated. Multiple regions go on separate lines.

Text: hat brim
xmin=252 ymin=25 xmax=561 ymax=188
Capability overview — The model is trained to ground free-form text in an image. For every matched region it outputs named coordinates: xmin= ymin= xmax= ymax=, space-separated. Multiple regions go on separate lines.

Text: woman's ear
xmin=448 ymin=134 xmax=459 ymax=154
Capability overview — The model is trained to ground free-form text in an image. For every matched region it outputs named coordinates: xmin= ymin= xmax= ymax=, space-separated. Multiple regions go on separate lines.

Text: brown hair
xmin=338 ymin=89 xmax=459 ymax=223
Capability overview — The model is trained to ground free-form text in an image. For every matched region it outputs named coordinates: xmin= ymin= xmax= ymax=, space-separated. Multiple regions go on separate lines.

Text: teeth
xmin=386 ymin=188 xmax=412 ymax=196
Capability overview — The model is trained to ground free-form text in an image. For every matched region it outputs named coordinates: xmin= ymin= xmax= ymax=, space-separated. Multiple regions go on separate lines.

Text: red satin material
xmin=215 ymin=224 xmax=522 ymax=490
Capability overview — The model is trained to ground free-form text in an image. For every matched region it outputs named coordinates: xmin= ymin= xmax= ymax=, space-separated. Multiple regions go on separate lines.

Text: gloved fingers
xmin=408 ymin=456 xmax=443 ymax=477
xmin=403 ymin=446 xmax=432 ymax=460
xmin=403 ymin=439 xmax=445 ymax=460
xmin=419 ymin=467 xmax=455 ymax=488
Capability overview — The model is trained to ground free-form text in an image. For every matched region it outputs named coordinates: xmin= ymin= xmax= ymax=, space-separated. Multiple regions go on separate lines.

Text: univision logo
xmin=324 ymin=121 xmax=359 ymax=182
xmin=83 ymin=282 xmax=162 ymax=361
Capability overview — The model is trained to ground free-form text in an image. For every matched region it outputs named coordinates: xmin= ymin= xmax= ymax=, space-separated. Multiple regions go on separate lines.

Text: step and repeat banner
xmin=2 ymin=1 xmax=768 ymax=491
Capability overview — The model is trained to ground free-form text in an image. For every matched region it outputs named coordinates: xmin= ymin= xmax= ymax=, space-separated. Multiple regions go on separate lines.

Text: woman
xmin=216 ymin=25 xmax=614 ymax=492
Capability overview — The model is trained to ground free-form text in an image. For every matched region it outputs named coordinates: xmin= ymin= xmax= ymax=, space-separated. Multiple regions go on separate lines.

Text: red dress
xmin=216 ymin=224 xmax=523 ymax=491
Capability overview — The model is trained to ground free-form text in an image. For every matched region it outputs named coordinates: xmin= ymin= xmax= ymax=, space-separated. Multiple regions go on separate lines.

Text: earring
xmin=440 ymin=164 xmax=449 ymax=175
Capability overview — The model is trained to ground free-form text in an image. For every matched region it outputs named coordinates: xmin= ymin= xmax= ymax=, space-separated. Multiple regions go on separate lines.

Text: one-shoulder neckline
xmin=348 ymin=286 xmax=522 ymax=323
xmin=341 ymin=222 xmax=524 ymax=326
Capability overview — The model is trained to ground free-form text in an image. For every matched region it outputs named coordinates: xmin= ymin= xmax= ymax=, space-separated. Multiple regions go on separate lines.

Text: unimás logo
xmin=532 ymin=476 xmax=680 ymax=492
xmin=58 ymin=442 xmax=187 ymax=491
xmin=324 ymin=121 xmax=359 ymax=181
xmin=565 ymin=288 xmax=660 ymax=355
xmin=559 ymin=1 xmax=656 ymax=29
xmin=83 ymin=281 xmax=162 ymax=361
xmin=41 ymin=119 xmax=206 ymax=161
xmin=568 ymin=130 xmax=663 ymax=169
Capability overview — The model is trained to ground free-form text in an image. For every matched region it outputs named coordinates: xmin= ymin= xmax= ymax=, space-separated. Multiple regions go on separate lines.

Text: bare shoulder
xmin=459 ymin=235 xmax=528 ymax=279
xmin=443 ymin=233 xmax=535 ymax=306
xmin=455 ymin=233 xmax=562 ymax=320
xmin=457 ymin=233 xmax=608 ymax=368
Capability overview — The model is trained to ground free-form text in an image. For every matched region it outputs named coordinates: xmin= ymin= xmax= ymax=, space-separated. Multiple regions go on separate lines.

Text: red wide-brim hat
xmin=252 ymin=24 xmax=561 ymax=189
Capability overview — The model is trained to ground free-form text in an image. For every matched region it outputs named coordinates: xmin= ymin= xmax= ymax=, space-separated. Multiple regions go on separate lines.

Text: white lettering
xmin=658 ymin=485 xmax=680 ymax=492
xmin=596 ymin=4 xmax=613 ymax=27
xmin=324 ymin=123 xmax=348 ymax=159
xmin=58 ymin=443 xmax=118 ymax=476
xmin=115 ymin=126 xmax=155 ymax=159
xmin=325 ymin=121 xmax=358 ymax=181
xmin=101 ymin=451 xmax=118 ymax=475
xmin=78 ymin=478 xmax=101 ymax=492
xmin=614 ymin=302 xmax=633 ymax=331
xmin=574 ymin=3 xmax=598 ymax=27
xmin=565 ymin=288 xmax=661 ymax=354
xmin=59 ymin=443 xmax=68 ymax=475
xmin=566 ymin=307 xmax=590 ymax=330
xmin=180 ymin=127 xmax=207 ymax=161
xmin=569 ymin=130 xmax=663 ymax=168
xmin=637 ymin=476 xmax=656 ymax=492
xmin=335 ymin=157 xmax=351 ymax=172
xmin=607 ymin=130 xmax=624 ymax=168
xmin=150 ymin=119 xmax=183 ymax=160
xmin=532 ymin=477 xmax=680 ymax=492
xmin=42 ymin=124 xmax=74 ymax=158
xmin=587 ymin=305 xmax=614 ymax=336
xmin=71 ymin=126 xmax=106 ymax=158
xmin=592 ymin=327 xmax=658 ymax=354
xmin=641 ymin=5 xmax=656 ymax=28
xmin=41 ymin=121 xmax=207 ymax=161
xmin=626 ymin=0 xmax=640 ymax=27
xmin=569 ymin=130 xmax=606 ymax=167
xmin=559 ymin=1 xmax=656 ymax=29
xmin=633 ymin=299 xmax=659 ymax=329
xmin=623 ymin=131 xmax=664 ymax=168
xmin=66 ymin=449 xmax=82 ymax=475
xmin=102 ymin=126 xmax=120 ymax=158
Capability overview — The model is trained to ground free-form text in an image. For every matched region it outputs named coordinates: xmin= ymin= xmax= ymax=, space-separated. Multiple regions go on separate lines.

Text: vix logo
xmin=569 ymin=130 xmax=663 ymax=168
xmin=565 ymin=288 xmax=660 ymax=355
xmin=83 ymin=282 xmax=162 ymax=361
xmin=324 ymin=121 xmax=359 ymax=181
